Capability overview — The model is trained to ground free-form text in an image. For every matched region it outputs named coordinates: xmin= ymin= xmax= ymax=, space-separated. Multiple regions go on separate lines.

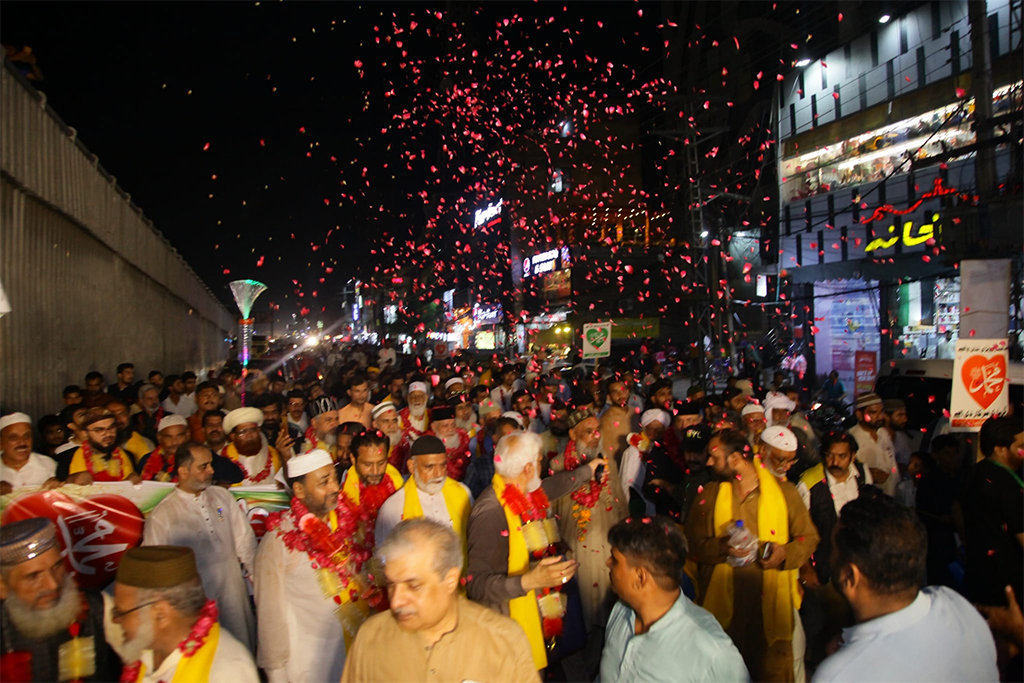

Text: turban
xmin=157 ymin=415 xmax=188 ymax=432
xmin=0 ymin=518 xmax=58 ymax=565
xmin=761 ymin=426 xmax=798 ymax=452
xmin=223 ymin=407 xmax=263 ymax=434
xmin=117 ymin=546 xmax=200 ymax=588
xmin=0 ymin=412 xmax=31 ymax=432
xmin=287 ymin=449 xmax=333 ymax=478
xmin=640 ymin=409 xmax=671 ymax=428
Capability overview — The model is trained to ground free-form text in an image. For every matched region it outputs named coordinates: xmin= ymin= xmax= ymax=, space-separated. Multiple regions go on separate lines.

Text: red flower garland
xmin=79 ymin=441 xmax=131 ymax=481
xmin=399 ymin=407 xmax=429 ymax=439
xmin=226 ymin=446 xmax=274 ymax=483
xmin=356 ymin=475 xmax=397 ymax=518
xmin=563 ymin=440 xmax=606 ymax=540
xmin=432 ymin=428 xmax=471 ymax=481
xmin=119 ymin=600 xmax=217 ymax=683
xmin=499 ymin=481 xmax=551 ymax=523
xmin=139 ymin=447 xmax=174 ymax=482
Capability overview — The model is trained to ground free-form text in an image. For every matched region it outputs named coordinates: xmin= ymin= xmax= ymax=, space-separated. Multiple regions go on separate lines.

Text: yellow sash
xmin=401 ymin=477 xmax=472 ymax=548
xmin=134 ymin=623 xmax=220 ymax=683
xmin=342 ymin=464 xmax=403 ymax=506
xmin=312 ymin=509 xmax=371 ymax=648
xmin=702 ymin=456 xmax=800 ymax=645
xmin=222 ymin=444 xmax=282 ymax=486
xmin=492 ymin=474 xmax=547 ymax=671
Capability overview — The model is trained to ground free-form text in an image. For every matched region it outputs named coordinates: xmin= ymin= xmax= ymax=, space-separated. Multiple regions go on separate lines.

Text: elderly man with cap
xmin=686 ymin=429 xmax=819 ymax=682
xmin=68 ymin=408 xmax=141 ymax=483
xmin=344 ymin=518 xmax=539 ymax=683
xmin=741 ymin=403 xmax=767 ymax=453
xmin=143 ymin=442 xmax=257 ymax=652
xmin=136 ymin=414 xmax=190 ymax=481
xmin=550 ymin=407 xmax=628 ymax=632
xmin=1 ymin=519 xmax=119 ymax=682
xmin=113 ymin=546 xmax=258 ymax=683
xmin=467 ymin=431 xmax=605 ymax=672
xmin=620 ymin=409 xmax=671 ymax=517
xmin=428 ymin=403 xmax=472 ymax=481
xmin=760 ymin=425 xmax=801 ymax=482
xmin=222 ymin=407 xmax=282 ymax=486
xmin=255 ymin=449 xmax=379 ymax=683
xmin=375 ymin=435 xmax=473 ymax=550
xmin=371 ymin=401 xmax=403 ymax=466
xmin=399 ymin=381 xmax=431 ymax=441
xmin=0 ymin=413 xmax=58 ymax=492
xmin=443 ymin=376 xmax=465 ymax=399
xmin=337 ymin=374 xmax=374 ymax=429
xmin=848 ymin=393 xmax=897 ymax=496
xmin=302 ymin=396 xmax=340 ymax=459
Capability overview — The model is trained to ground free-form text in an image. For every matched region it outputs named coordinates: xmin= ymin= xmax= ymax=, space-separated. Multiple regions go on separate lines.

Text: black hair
xmin=722 ymin=386 xmax=744 ymax=402
xmin=821 ymin=431 xmax=859 ymax=455
xmin=494 ymin=416 xmax=522 ymax=434
xmin=38 ymin=413 xmax=65 ymax=434
xmin=351 ymin=430 xmax=389 ymax=459
xmin=834 ymin=491 xmax=926 ymax=595
xmin=648 ymin=378 xmax=673 ymax=399
xmin=182 ymin=371 xmax=197 ymax=381
xmin=607 ymin=516 xmax=687 ymax=591
xmin=117 ymin=363 xmax=134 ymax=374
xmin=201 ymin=409 xmax=226 ymax=427
xmin=164 ymin=374 xmax=181 ymax=386
xmin=175 ymin=442 xmax=209 ymax=475
xmin=85 ymin=371 xmax=104 ymax=383
xmin=60 ymin=403 xmax=87 ymax=427
xmin=149 ymin=370 xmax=163 ymax=379
xmin=930 ymin=434 xmax=959 ymax=455
xmin=979 ymin=415 xmax=1023 ymax=458
xmin=711 ymin=429 xmax=751 ymax=460
xmin=63 ymin=385 xmax=82 ymax=397
xmin=337 ymin=421 xmax=367 ymax=437
xmin=348 ymin=373 xmax=368 ymax=389
xmin=512 ymin=389 xmax=532 ymax=403
xmin=195 ymin=380 xmax=219 ymax=395
xmin=779 ymin=384 xmax=798 ymax=396
xmin=286 ymin=389 xmax=306 ymax=401
xmin=253 ymin=393 xmax=283 ymax=410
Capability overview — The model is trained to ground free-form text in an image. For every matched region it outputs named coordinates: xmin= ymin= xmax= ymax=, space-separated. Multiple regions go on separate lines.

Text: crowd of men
xmin=0 ymin=348 xmax=1021 ymax=682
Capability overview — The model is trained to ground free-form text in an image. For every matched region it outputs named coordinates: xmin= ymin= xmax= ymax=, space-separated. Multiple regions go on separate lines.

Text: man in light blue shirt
xmin=598 ymin=516 xmax=749 ymax=683
xmin=813 ymin=493 xmax=998 ymax=682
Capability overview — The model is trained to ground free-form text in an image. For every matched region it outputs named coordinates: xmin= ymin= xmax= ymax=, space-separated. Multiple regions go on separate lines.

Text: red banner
xmin=854 ymin=351 xmax=878 ymax=397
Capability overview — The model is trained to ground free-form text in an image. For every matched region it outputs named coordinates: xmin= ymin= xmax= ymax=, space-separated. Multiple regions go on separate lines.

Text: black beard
xmin=89 ymin=439 xmax=116 ymax=455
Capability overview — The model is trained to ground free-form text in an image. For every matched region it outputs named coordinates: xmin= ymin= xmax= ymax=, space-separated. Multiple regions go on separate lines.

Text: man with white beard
xmin=372 ymin=402 xmax=403 ymax=467
xmin=375 ymin=435 xmax=473 ymax=550
xmin=550 ymin=407 xmax=628 ymax=631
xmin=428 ymin=405 xmax=472 ymax=482
xmin=399 ymin=381 xmax=431 ymax=442
xmin=113 ymin=546 xmax=258 ymax=683
xmin=302 ymin=396 xmax=341 ymax=460
xmin=453 ymin=396 xmax=480 ymax=442
xmin=0 ymin=519 xmax=119 ymax=682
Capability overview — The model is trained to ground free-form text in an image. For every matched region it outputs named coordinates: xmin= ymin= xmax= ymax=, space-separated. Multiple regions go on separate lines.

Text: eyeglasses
xmin=111 ymin=600 xmax=159 ymax=620
xmin=235 ymin=427 xmax=261 ymax=436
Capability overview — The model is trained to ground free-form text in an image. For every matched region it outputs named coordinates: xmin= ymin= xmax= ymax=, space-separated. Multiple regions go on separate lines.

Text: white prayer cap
xmin=372 ymin=402 xmax=397 ymax=419
xmin=761 ymin=426 xmax=798 ymax=452
xmin=640 ymin=409 xmax=671 ymax=428
xmin=223 ymin=407 xmax=264 ymax=434
xmin=741 ymin=403 xmax=765 ymax=416
xmin=734 ymin=379 xmax=755 ymax=397
xmin=157 ymin=414 xmax=189 ymax=432
xmin=0 ymin=413 xmax=31 ymax=432
xmin=502 ymin=411 xmax=526 ymax=428
xmin=408 ymin=381 xmax=428 ymax=395
xmin=287 ymin=449 xmax=334 ymax=478
xmin=444 ymin=377 xmax=464 ymax=390
xmin=763 ymin=392 xmax=796 ymax=413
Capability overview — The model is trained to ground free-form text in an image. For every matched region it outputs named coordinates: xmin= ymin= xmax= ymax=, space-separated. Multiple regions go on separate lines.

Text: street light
xmin=879 ymin=14 xmax=891 ymax=23
xmin=795 ymin=58 xmax=811 ymax=67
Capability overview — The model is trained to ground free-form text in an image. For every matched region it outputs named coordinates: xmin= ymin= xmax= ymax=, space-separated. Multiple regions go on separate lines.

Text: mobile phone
xmin=593 ymin=464 xmax=605 ymax=482
xmin=761 ymin=542 xmax=774 ymax=560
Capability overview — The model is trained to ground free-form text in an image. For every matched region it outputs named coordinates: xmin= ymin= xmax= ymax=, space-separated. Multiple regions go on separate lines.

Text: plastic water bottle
xmin=726 ymin=520 xmax=758 ymax=567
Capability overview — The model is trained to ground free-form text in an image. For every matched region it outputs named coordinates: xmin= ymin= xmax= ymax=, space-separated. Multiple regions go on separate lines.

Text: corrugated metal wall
xmin=0 ymin=63 xmax=233 ymax=418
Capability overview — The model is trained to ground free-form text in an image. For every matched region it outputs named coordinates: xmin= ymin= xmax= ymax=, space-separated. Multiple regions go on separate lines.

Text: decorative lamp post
xmin=229 ymin=279 xmax=267 ymax=406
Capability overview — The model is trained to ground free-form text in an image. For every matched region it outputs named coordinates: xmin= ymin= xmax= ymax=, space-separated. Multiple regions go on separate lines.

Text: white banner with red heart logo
xmin=950 ymin=338 xmax=1010 ymax=432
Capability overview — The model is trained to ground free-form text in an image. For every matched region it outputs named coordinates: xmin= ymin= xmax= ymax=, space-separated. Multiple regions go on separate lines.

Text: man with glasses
xmin=67 ymin=408 xmax=141 ymax=483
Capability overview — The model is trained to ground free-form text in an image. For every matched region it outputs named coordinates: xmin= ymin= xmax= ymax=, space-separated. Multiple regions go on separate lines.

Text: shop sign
xmin=474 ymin=198 xmax=503 ymax=228
xmin=582 ymin=322 xmax=612 ymax=359
xmin=853 ymin=351 xmax=877 ymax=397
xmin=523 ymin=246 xmax=570 ymax=278
xmin=864 ymin=215 xmax=938 ymax=253
xmin=950 ymin=338 xmax=1010 ymax=432
xmin=473 ymin=303 xmax=503 ymax=325
xmin=610 ymin=318 xmax=660 ymax=340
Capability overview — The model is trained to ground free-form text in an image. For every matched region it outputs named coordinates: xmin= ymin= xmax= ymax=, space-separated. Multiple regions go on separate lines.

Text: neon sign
xmin=859 ymin=178 xmax=974 ymax=224
xmin=864 ymin=214 xmax=938 ymax=252
xmin=474 ymin=199 xmax=503 ymax=228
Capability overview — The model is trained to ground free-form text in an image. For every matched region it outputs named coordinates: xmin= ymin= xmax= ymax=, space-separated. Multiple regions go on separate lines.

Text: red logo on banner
xmin=961 ymin=354 xmax=1007 ymax=410
xmin=1 ymin=491 xmax=144 ymax=589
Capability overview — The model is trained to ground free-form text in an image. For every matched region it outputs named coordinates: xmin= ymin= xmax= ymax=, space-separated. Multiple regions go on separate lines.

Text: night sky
xmin=3 ymin=2 xmax=844 ymax=330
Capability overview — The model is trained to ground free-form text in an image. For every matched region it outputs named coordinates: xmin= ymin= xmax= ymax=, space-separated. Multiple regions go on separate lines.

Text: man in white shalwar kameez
xmin=143 ymin=442 xmax=257 ymax=652
xmin=255 ymin=449 xmax=375 ymax=683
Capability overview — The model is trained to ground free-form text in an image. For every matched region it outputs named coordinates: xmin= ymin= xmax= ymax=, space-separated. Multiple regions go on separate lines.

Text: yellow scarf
xmin=341 ymin=464 xmax=403 ymax=506
xmin=401 ymin=476 xmax=471 ymax=548
xmin=492 ymin=473 xmax=548 ymax=671
xmin=133 ymin=623 xmax=220 ymax=683
xmin=702 ymin=456 xmax=800 ymax=645
xmin=222 ymin=443 xmax=282 ymax=486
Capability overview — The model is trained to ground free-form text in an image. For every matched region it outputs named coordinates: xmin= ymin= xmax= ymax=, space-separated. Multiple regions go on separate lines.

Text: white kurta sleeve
xmin=226 ymin=492 xmax=257 ymax=574
xmin=142 ymin=505 xmax=173 ymax=546
xmin=254 ymin=533 xmax=290 ymax=673
xmin=374 ymin=488 xmax=405 ymax=545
